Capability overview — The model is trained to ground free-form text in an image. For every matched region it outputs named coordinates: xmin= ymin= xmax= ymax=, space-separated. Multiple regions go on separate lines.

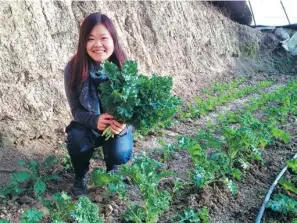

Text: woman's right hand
xmin=97 ymin=113 xmax=114 ymax=131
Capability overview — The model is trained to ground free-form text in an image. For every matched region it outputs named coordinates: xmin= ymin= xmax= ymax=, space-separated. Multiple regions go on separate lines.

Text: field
xmin=1 ymin=71 xmax=297 ymax=223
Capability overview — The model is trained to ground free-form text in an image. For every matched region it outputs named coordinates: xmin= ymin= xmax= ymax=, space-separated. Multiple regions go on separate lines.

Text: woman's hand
xmin=97 ymin=113 xmax=114 ymax=131
xmin=110 ymin=120 xmax=127 ymax=135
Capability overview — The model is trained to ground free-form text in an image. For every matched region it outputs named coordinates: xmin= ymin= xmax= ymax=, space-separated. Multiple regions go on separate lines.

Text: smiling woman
xmin=63 ymin=13 xmax=133 ymax=198
xmin=86 ymin=24 xmax=115 ymax=63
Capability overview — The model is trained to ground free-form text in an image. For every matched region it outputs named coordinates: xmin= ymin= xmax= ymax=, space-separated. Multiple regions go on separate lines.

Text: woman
xmin=64 ymin=12 xmax=133 ymax=197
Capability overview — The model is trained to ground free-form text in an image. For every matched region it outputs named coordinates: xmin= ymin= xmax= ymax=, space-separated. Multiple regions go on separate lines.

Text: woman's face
xmin=86 ymin=24 xmax=114 ymax=64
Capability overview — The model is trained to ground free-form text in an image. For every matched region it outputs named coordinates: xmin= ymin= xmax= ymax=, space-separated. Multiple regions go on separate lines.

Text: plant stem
xmin=102 ymin=127 xmax=115 ymax=140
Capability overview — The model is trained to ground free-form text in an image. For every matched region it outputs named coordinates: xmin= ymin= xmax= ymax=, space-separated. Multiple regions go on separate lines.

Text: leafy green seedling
xmin=172 ymin=207 xmax=210 ymax=223
xmin=20 ymin=209 xmax=43 ymax=223
xmin=71 ymin=196 xmax=104 ymax=223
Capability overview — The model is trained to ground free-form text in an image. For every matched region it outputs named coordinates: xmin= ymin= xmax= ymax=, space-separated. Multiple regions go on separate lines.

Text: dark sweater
xmin=64 ymin=62 xmax=99 ymax=129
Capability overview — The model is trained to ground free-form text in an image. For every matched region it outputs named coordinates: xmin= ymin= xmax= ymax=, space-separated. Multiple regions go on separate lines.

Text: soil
xmin=262 ymin=118 xmax=297 ymax=223
xmin=0 ymin=73 xmax=297 ymax=223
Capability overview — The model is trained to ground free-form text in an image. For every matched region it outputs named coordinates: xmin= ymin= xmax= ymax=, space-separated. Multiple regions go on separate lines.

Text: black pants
xmin=65 ymin=121 xmax=133 ymax=177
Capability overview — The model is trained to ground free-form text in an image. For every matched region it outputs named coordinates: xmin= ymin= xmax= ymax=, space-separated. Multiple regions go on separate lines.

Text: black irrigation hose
xmin=255 ymin=153 xmax=297 ymax=223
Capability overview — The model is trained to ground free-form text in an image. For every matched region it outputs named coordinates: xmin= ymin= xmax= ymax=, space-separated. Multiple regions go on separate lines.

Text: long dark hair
xmin=69 ymin=13 xmax=127 ymax=91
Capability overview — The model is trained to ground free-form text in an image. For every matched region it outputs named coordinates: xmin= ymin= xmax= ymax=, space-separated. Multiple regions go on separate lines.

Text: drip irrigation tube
xmin=255 ymin=153 xmax=297 ymax=223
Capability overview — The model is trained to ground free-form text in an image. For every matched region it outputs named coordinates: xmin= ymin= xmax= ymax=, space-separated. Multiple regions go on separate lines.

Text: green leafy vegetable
xmin=272 ymin=127 xmax=291 ymax=144
xmin=279 ymin=179 xmax=297 ymax=195
xmin=20 ymin=209 xmax=43 ymax=223
xmin=71 ymin=196 xmax=103 ymax=223
xmin=42 ymin=192 xmax=75 ymax=223
xmin=120 ymin=156 xmax=174 ymax=223
xmin=92 ymin=168 xmax=112 ymax=186
xmin=267 ymin=194 xmax=297 ymax=215
xmin=287 ymin=158 xmax=297 ymax=173
xmin=98 ymin=60 xmax=181 ymax=139
xmin=0 ymin=155 xmax=59 ymax=198
xmin=172 ymin=207 xmax=210 ymax=223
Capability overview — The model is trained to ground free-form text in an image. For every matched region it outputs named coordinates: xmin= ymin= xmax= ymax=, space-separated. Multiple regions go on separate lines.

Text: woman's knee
xmin=112 ymin=146 xmax=133 ymax=164
xmin=104 ymin=126 xmax=133 ymax=164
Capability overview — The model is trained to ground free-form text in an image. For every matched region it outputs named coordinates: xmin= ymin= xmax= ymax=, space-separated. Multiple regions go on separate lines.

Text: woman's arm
xmin=64 ymin=62 xmax=99 ymax=129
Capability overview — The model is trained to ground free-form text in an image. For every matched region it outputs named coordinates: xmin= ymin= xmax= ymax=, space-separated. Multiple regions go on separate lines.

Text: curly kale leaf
xmin=71 ymin=196 xmax=103 ymax=223
xmin=98 ymin=60 xmax=181 ymax=132
xmin=267 ymin=194 xmax=297 ymax=215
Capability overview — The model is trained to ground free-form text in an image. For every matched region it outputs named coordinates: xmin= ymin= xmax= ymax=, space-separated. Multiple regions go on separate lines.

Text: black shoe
xmin=71 ymin=176 xmax=87 ymax=198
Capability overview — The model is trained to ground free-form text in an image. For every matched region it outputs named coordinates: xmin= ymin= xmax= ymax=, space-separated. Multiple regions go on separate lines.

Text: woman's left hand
xmin=110 ymin=120 xmax=127 ymax=135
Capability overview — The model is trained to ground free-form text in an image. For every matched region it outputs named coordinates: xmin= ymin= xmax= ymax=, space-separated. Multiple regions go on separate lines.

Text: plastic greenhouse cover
xmin=248 ymin=0 xmax=297 ymax=27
